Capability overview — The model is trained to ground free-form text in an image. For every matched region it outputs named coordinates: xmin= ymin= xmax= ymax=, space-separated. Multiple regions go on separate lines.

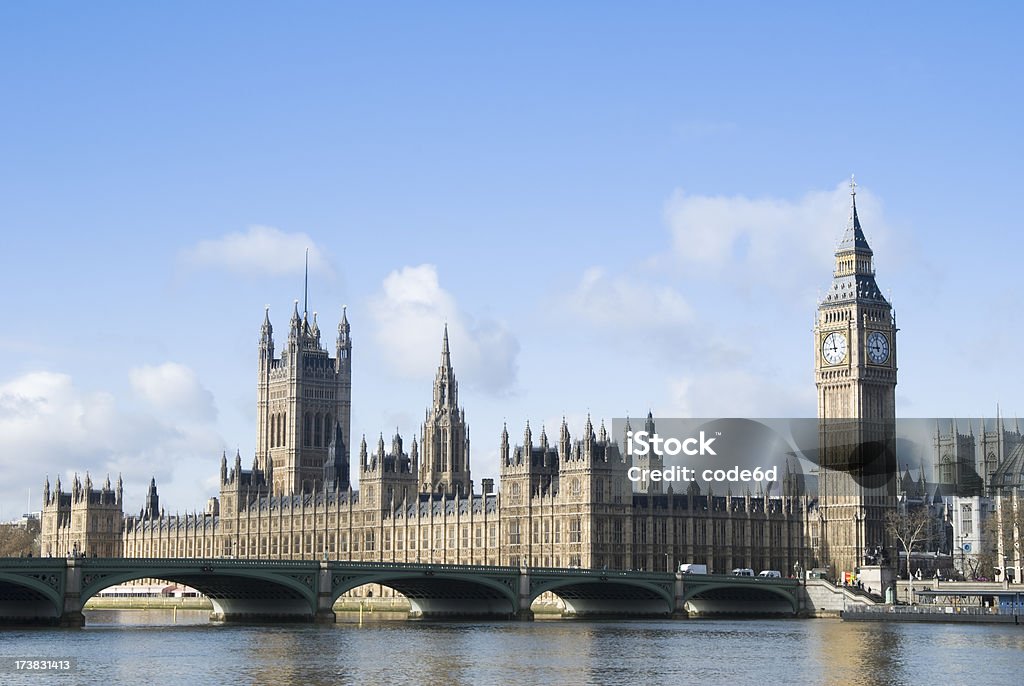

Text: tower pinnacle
xmin=441 ymin=323 xmax=451 ymax=367
xmin=838 ymin=174 xmax=871 ymax=255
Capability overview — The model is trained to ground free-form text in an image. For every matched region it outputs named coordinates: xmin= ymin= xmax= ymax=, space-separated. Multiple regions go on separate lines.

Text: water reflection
xmin=811 ymin=620 xmax=905 ymax=685
xmin=7 ymin=612 xmax=1021 ymax=686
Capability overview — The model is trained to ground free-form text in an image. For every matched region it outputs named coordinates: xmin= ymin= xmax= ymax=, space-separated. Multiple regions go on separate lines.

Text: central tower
xmin=419 ymin=325 xmax=472 ymax=496
xmin=814 ymin=178 xmax=898 ymax=575
xmin=257 ymin=301 xmax=352 ymax=495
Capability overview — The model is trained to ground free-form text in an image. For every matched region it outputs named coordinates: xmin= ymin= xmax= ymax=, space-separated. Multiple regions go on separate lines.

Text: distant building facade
xmin=932 ymin=417 xmax=1024 ymax=580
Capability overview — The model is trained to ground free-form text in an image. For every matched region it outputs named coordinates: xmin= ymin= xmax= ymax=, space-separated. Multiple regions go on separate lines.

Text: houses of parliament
xmin=40 ymin=184 xmax=899 ymax=577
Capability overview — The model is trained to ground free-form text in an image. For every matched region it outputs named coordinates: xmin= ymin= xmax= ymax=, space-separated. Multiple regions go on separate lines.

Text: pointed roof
xmin=837 ymin=176 xmax=873 ymax=255
xmin=441 ymin=323 xmax=451 ymax=366
xmin=821 ymin=176 xmax=888 ymax=306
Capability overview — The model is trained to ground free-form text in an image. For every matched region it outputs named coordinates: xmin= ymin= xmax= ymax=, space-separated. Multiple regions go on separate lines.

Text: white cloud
xmin=667 ymin=369 xmax=815 ymax=418
xmin=562 ymin=266 xmax=693 ymax=331
xmin=368 ymin=264 xmax=519 ymax=394
xmin=181 ymin=225 xmax=331 ymax=276
xmin=130 ymin=362 xmax=217 ymax=422
xmin=0 ymin=370 xmax=225 ymax=520
xmin=665 ymin=180 xmax=890 ymax=292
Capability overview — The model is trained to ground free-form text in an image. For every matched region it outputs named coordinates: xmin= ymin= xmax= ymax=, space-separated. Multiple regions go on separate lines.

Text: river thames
xmin=4 ymin=611 xmax=1023 ymax=685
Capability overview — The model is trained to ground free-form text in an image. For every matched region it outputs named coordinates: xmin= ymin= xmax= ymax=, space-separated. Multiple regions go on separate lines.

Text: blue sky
xmin=1 ymin=2 xmax=1021 ymax=517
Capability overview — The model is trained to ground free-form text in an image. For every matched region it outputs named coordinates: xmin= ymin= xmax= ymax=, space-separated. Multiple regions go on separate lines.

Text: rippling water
xmin=3 ymin=610 xmax=1022 ymax=685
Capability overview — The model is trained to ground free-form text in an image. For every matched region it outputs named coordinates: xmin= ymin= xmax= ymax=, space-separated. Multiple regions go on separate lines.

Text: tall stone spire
xmin=432 ymin=325 xmax=458 ymax=411
xmin=420 ymin=325 xmax=471 ymax=497
xmin=441 ymin=322 xmax=451 ymax=367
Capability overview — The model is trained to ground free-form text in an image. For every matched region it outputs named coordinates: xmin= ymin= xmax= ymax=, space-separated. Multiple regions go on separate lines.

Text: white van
xmin=678 ymin=563 xmax=708 ymax=575
xmin=758 ymin=570 xmax=782 ymax=578
xmin=731 ymin=568 xmax=755 ymax=577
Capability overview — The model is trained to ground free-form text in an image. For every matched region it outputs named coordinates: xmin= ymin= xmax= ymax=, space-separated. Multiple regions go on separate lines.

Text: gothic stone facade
xmin=41 ymin=312 xmax=814 ymax=574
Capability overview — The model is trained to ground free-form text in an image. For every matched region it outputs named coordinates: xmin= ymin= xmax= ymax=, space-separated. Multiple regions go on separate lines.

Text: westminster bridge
xmin=0 ymin=557 xmax=804 ymax=626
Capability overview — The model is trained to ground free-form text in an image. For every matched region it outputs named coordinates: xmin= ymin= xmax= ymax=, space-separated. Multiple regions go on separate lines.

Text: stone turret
xmin=419 ymin=325 xmax=473 ymax=497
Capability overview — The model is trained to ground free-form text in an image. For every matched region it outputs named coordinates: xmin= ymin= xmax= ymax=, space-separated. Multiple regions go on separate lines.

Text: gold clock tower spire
xmin=814 ymin=177 xmax=898 ymax=577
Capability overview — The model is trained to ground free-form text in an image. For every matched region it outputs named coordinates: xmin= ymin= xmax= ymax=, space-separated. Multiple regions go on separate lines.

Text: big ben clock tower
xmin=815 ymin=177 xmax=898 ymax=577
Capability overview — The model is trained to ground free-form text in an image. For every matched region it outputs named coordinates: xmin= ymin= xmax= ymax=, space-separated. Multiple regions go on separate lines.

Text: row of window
xmin=507 ymin=478 xmax=626 ymax=503
xmin=129 ymin=524 xmax=506 ymax=558
xmin=267 ymin=410 xmax=341 ymax=449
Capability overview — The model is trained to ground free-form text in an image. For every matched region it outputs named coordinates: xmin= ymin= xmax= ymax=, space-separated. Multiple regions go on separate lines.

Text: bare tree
xmin=0 ymin=520 xmax=40 ymax=557
xmin=979 ymin=493 xmax=1024 ymax=581
xmin=885 ymin=508 xmax=935 ymax=586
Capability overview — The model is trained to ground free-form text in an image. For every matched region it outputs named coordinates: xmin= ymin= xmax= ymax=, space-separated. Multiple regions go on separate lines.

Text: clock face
xmin=822 ymin=332 xmax=847 ymax=365
xmin=867 ymin=331 xmax=890 ymax=364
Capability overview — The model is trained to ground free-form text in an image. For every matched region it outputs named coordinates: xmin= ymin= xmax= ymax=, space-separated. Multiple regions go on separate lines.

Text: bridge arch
xmin=682 ymin=580 xmax=798 ymax=614
xmin=79 ymin=562 xmax=320 ymax=623
xmin=529 ymin=575 xmax=675 ymax=618
xmin=329 ymin=568 xmax=519 ymax=619
xmin=0 ymin=570 xmax=64 ymax=623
